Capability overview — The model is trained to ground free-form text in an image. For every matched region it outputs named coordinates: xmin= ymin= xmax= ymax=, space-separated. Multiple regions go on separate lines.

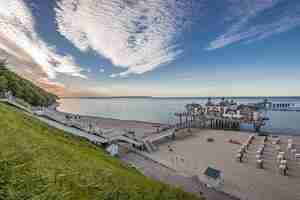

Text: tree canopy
xmin=0 ymin=63 xmax=57 ymax=106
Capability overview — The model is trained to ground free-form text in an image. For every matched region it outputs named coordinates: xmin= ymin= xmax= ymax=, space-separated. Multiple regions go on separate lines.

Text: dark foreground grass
xmin=0 ymin=103 xmax=202 ymax=200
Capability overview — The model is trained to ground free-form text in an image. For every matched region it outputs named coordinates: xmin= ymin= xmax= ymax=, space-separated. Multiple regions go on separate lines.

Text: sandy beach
xmin=41 ymin=108 xmax=164 ymax=139
xmin=148 ymin=129 xmax=300 ymax=200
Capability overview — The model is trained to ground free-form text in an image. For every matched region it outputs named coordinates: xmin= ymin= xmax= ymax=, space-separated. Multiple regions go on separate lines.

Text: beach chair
xmin=277 ymin=154 xmax=283 ymax=163
xmin=237 ymin=149 xmax=243 ymax=154
xmin=272 ymin=138 xmax=280 ymax=145
xmin=256 ymin=159 xmax=263 ymax=169
xmin=291 ymin=149 xmax=297 ymax=159
xmin=278 ymin=151 xmax=285 ymax=157
xmin=256 ymin=154 xmax=261 ymax=160
xmin=280 ymin=160 xmax=287 ymax=167
xmin=275 ymin=145 xmax=281 ymax=152
xmin=295 ymin=154 xmax=300 ymax=161
xmin=279 ymin=164 xmax=287 ymax=176
xmin=257 ymin=149 xmax=263 ymax=155
xmin=287 ymin=143 xmax=293 ymax=151
xmin=236 ymin=153 xmax=243 ymax=162
xmin=263 ymin=136 xmax=268 ymax=142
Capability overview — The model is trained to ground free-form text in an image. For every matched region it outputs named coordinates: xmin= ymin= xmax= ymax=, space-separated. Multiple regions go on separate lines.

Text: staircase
xmin=144 ymin=140 xmax=158 ymax=153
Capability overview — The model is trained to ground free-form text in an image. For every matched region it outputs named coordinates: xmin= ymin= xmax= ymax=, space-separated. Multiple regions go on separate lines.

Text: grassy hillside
xmin=0 ymin=62 xmax=57 ymax=106
xmin=0 ymin=103 xmax=201 ymax=200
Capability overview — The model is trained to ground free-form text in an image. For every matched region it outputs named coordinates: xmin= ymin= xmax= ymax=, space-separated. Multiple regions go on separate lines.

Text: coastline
xmin=57 ymin=110 xmax=165 ymax=127
xmin=44 ymin=106 xmax=167 ymax=140
xmin=55 ymin=107 xmax=300 ymax=136
xmin=53 ymin=102 xmax=165 ymax=127
xmin=6 ymin=99 xmax=300 ymax=200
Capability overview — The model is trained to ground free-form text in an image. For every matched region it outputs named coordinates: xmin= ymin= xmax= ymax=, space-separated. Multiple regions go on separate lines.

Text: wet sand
xmin=149 ymin=129 xmax=300 ymax=200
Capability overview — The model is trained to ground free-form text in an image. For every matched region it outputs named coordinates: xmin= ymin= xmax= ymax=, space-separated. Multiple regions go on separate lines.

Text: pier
xmin=174 ymin=114 xmax=242 ymax=131
xmin=174 ymin=100 xmax=267 ymax=133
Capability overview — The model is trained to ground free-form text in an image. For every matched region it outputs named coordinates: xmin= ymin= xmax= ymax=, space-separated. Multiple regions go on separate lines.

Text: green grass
xmin=0 ymin=103 xmax=201 ymax=200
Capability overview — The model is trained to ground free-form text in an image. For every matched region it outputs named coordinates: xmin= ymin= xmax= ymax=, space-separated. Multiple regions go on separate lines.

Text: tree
xmin=0 ymin=67 xmax=58 ymax=106
xmin=0 ymin=59 xmax=7 ymax=70
xmin=0 ymin=76 xmax=8 ymax=96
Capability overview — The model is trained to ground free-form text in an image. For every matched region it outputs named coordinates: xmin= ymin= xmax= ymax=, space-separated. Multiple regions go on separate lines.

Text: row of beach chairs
xmin=236 ymin=135 xmax=300 ymax=176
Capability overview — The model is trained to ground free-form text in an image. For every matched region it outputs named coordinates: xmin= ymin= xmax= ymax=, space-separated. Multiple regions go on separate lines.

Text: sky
xmin=0 ymin=0 xmax=300 ymax=97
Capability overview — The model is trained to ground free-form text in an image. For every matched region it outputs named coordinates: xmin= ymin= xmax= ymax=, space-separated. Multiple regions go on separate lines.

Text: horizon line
xmin=59 ymin=96 xmax=300 ymax=99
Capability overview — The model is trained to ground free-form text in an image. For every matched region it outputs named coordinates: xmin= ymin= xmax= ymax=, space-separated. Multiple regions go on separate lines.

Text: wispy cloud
xmin=207 ymin=0 xmax=300 ymax=50
xmin=0 ymin=0 xmax=86 ymax=79
xmin=55 ymin=0 xmax=198 ymax=77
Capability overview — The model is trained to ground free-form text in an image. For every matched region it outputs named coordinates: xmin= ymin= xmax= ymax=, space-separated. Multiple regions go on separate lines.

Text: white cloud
xmin=0 ymin=0 xmax=86 ymax=79
xmin=207 ymin=0 xmax=300 ymax=50
xmin=55 ymin=0 xmax=197 ymax=77
xmin=109 ymin=74 xmax=118 ymax=78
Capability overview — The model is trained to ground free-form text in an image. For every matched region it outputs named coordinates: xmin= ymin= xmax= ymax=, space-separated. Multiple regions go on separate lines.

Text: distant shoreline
xmin=59 ymin=96 xmax=300 ymax=99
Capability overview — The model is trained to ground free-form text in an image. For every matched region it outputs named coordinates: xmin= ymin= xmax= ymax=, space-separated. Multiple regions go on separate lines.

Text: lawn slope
xmin=0 ymin=103 xmax=201 ymax=200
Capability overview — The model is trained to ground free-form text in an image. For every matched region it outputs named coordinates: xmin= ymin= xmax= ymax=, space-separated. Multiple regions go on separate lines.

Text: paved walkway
xmin=36 ymin=116 xmax=108 ymax=144
xmin=0 ymin=99 xmax=109 ymax=144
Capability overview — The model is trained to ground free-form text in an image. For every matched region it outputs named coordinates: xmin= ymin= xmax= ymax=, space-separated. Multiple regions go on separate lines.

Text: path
xmin=36 ymin=115 xmax=108 ymax=144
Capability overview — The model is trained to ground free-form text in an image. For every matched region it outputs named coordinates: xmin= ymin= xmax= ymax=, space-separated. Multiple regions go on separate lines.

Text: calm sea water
xmin=58 ymin=97 xmax=300 ymax=135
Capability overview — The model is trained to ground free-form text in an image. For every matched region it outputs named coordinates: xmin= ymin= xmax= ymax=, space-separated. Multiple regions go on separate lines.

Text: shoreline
xmin=55 ymin=107 xmax=300 ymax=137
xmin=54 ymin=104 xmax=166 ymax=127
xmin=44 ymin=107 xmax=167 ymax=140
xmin=57 ymin=110 xmax=166 ymax=127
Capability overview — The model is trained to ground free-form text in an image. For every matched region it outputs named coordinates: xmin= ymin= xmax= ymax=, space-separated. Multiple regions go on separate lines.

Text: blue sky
xmin=0 ymin=0 xmax=300 ymax=97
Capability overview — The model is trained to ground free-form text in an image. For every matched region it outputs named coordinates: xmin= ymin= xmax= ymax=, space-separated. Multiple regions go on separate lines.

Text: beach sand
xmin=43 ymin=109 xmax=163 ymax=139
xmin=149 ymin=129 xmax=300 ymax=200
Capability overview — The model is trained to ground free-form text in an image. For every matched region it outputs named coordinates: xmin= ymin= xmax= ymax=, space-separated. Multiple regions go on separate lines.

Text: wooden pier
xmin=174 ymin=112 xmax=265 ymax=132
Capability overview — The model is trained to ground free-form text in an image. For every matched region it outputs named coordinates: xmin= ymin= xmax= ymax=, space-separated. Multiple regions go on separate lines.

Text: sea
xmin=58 ymin=97 xmax=300 ymax=135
